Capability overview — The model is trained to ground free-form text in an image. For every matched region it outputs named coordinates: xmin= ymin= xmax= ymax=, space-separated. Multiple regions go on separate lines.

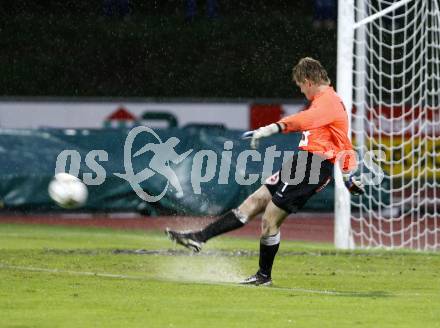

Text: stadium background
xmin=2 ymin=1 xmax=336 ymax=98
xmin=1 ymin=0 xmax=340 ymax=241
xmin=2 ymin=2 xmax=440 ymax=327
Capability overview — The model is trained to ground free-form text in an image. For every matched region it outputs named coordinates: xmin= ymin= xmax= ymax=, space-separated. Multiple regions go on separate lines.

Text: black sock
xmin=258 ymin=233 xmax=280 ymax=278
xmin=194 ymin=210 xmax=246 ymax=242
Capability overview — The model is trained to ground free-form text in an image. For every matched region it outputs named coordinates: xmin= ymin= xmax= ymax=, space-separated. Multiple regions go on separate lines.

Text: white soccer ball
xmin=48 ymin=173 xmax=88 ymax=209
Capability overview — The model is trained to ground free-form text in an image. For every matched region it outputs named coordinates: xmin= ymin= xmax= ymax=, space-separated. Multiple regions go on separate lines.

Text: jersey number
xmin=299 ymin=131 xmax=311 ymax=147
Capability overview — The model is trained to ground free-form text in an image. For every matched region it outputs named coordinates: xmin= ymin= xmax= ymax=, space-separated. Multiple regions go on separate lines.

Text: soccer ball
xmin=48 ymin=173 xmax=88 ymax=209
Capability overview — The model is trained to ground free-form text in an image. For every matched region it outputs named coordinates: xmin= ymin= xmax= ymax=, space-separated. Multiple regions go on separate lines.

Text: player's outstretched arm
xmin=241 ymin=123 xmax=283 ymax=149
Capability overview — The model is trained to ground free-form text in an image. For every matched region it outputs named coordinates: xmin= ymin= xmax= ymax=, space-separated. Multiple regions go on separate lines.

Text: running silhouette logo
xmin=54 ymin=127 xmax=384 ymax=203
xmin=115 ymin=126 xmax=193 ymax=202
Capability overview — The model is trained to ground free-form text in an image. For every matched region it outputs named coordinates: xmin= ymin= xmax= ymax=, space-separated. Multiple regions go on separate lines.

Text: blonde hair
xmin=292 ymin=57 xmax=330 ymax=85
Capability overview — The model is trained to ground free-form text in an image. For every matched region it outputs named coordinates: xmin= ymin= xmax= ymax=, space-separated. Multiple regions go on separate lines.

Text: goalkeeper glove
xmin=343 ymin=174 xmax=365 ymax=196
xmin=241 ymin=123 xmax=281 ymax=149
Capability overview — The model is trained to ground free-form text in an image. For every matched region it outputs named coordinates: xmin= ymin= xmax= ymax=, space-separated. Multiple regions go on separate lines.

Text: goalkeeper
xmin=166 ymin=57 xmax=364 ymax=286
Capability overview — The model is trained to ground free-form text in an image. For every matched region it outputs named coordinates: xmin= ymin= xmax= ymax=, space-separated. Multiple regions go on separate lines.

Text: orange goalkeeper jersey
xmin=278 ymin=86 xmax=356 ymax=172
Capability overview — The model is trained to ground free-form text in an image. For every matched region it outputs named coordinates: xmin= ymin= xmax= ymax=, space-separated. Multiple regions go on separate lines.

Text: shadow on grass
xmin=326 ymin=290 xmax=391 ymax=298
xmin=270 ymin=286 xmax=392 ymax=298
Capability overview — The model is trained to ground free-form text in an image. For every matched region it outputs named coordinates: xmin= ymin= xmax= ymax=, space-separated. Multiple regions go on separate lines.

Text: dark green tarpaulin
xmin=0 ymin=127 xmax=335 ymax=215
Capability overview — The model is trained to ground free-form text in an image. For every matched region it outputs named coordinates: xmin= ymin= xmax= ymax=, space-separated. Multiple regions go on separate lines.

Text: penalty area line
xmin=0 ymin=263 xmax=145 ymax=281
xmin=0 ymin=263 xmax=420 ymax=297
xmin=0 ymin=263 xmax=343 ymax=294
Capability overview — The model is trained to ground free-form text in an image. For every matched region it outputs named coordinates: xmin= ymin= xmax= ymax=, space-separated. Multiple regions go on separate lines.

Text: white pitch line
xmin=0 ymin=263 xmax=145 ymax=280
xmin=0 ymin=263 xmax=345 ymax=294
xmin=0 ymin=263 xmax=423 ymax=297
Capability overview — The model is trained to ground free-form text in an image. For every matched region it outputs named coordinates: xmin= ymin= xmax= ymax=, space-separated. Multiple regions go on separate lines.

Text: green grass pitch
xmin=1 ymin=223 xmax=440 ymax=327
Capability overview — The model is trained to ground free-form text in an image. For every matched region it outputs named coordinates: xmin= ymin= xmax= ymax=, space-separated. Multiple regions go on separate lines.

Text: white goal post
xmin=336 ymin=0 xmax=440 ymax=250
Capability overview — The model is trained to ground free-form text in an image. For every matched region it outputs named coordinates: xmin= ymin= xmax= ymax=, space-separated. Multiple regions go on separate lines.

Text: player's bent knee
xmin=261 ymin=217 xmax=280 ymax=237
xmin=239 ymin=191 xmax=270 ymax=217
xmin=260 ymin=201 xmax=288 ymax=236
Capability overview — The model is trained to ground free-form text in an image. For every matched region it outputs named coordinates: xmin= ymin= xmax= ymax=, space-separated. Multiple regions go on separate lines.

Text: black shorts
xmin=265 ymin=151 xmax=333 ymax=213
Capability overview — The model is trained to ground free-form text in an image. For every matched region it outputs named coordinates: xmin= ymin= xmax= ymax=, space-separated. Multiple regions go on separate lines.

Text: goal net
xmin=337 ymin=0 xmax=440 ymax=250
